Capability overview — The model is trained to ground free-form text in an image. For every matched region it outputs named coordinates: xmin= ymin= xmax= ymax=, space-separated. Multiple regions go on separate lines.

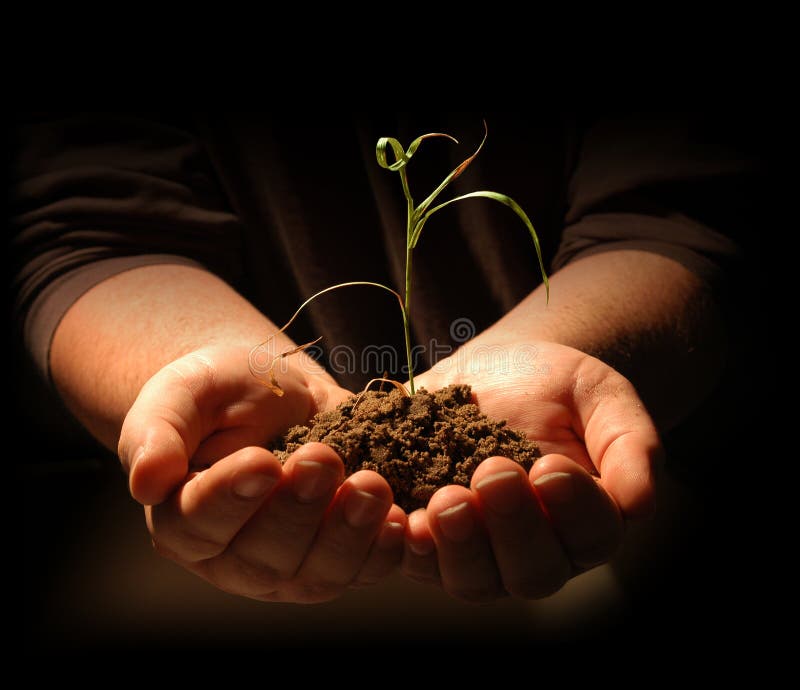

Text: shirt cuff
xmin=553 ymin=211 xmax=740 ymax=286
xmin=25 ymin=254 xmax=204 ymax=382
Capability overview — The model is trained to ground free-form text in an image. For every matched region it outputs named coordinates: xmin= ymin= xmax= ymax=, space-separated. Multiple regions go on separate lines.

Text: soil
xmin=272 ymin=384 xmax=540 ymax=512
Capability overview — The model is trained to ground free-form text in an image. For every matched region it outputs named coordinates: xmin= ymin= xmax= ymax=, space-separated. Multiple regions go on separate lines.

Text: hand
xmin=118 ymin=345 xmax=407 ymax=603
xmin=402 ymin=340 xmax=661 ymax=602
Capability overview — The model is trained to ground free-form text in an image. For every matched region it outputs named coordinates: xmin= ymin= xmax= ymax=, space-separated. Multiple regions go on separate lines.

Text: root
xmin=352 ymin=377 xmax=410 ymax=412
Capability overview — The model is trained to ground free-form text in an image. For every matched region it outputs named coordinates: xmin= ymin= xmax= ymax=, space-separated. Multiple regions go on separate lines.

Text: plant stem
xmin=374 ymin=124 xmax=548 ymax=396
xmin=404 ymin=243 xmax=415 ymax=395
xmin=399 ymin=166 xmax=417 ymax=395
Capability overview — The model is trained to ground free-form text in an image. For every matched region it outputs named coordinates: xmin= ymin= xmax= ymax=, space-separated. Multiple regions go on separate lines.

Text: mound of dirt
xmin=272 ymin=384 xmax=539 ymax=512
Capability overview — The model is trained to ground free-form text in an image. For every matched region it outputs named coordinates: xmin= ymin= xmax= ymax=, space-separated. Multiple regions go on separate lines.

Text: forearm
xmin=472 ymin=249 xmax=727 ymax=430
xmin=50 ymin=264 xmax=323 ymax=450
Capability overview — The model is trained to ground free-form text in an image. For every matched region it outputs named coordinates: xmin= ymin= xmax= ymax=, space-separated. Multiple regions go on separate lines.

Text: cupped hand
xmin=118 ymin=345 xmax=407 ymax=602
xmin=402 ymin=340 xmax=662 ymax=602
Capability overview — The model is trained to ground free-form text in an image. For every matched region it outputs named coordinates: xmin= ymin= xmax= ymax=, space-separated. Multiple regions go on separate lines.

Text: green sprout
xmin=249 ymin=122 xmax=549 ymax=396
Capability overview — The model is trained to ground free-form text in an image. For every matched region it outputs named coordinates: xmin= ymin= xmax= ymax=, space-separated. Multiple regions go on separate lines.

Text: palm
xmin=404 ymin=339 xmax=659 ymax=601
xmin=119 ymin=344 xmax=351 ymax=498
xmin=120 ymin=344 xmax=402 ymax=603
xmin=416 ymin=341 xmax=644 ymax=480
xmin=185 ymin=352 xmax=313 ymax=467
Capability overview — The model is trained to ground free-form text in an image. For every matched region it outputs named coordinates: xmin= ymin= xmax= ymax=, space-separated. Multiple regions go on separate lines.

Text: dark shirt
xmin=9 ymin=113 xmax=755 ymax=450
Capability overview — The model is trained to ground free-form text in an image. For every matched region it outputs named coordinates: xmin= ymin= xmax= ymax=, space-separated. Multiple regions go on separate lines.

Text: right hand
xmin=118 ymin=345 xmax=407 ymax=603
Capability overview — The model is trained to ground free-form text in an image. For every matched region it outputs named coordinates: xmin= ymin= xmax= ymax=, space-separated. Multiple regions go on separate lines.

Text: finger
xmin=119 ymin=350 xmax=308 ymax=506
xmin=472 ymin=457 xmax=571 ymax=598
xmin=531 ymin=454 xmax=623 ymax=570
xmin=576 ymin=368 xmax=662 ymax=519
xmin=349 ymin=505 xmax=407 ymax=588
xmin=295 ymin=470 xmax=394 ymax=591
xmin=147 ymin=446 xmax=283 ymax=563
xmin=427 ymin=486 xmax=504 ymax=603
xmin=401 ymin=509 xmax=440 ymax=586
xmin=225 ymin=442 xmax=344 ymax=583
xmin=596 ymin=426 xmax=661 ymax=519
xmin=351 ymin=504 xmax=406 ymax=587
xmin=119 ymin=354 xmax=218 ymax=505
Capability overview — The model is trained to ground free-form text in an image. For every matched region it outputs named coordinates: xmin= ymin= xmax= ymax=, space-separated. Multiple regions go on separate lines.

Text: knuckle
xmin=270 ymin=507 xmax=326 ymax=539
xmin=151 ymin=537 xmax=174 ymax=559
xmin=293 ymin=580 xmax=345 ymax=603
xmin=151 ymin=528 xmax=227 ymax=563
xmin=447 ymin=585 xmax=504 ymax=604
xmin=232 ymin=554 xmax=285 ymax=587
xmin=571 ymin=523 xmax=623 ymax=569
xmin=572 ymin=540 xmax=619 ymax=570
xmin=401 ymin=555 xmax=440 ymax=582
xmin=318 ymin=533 xmax=360 ymax=564
xmin=198 ymin=555 xmax=286 ymax=601
xmin=239 ymin=564 xmax=345 ymax=604
xmin=150 ymin=537 xmax=175 ymax=560
xmin=505 ymin=567 xmax=570 ymax=600
xmin=165 ymin=353 xmax=216 ymax=398
xmin=352 ymin=558 xmax=395 ymax=588
xmin=249 ymin=590 xmax=284 ymax=602
xmin=406 ymin=574 xmax=441 ymax=587
xmin=147 ymin=506 xmax=228 ymax=562
xmin=505 ymin=577 xmax=558 ymax=600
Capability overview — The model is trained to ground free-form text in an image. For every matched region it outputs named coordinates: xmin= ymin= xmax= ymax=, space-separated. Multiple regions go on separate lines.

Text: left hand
xmin=118 ymin=345 xmax=405 ymax=603
xmin=402 ymin=340 xmax=662 ymax=602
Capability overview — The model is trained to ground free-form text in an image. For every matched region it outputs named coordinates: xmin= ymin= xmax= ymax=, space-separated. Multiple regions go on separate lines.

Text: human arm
xmin=403 ymin=236 xmax=729 ymax=600
xmin=49 ymin=263 xmax=406 ymax=602
xmin=397 ymin=110 xmax=750 ymax=601
xmin=11 ymin=113 xmax=407 ymax=602
xmin=470 ymin=248 xmax=727 ymax=431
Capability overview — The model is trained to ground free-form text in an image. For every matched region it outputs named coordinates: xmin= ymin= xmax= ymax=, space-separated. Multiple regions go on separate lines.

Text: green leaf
xmin=375 ymin=137 xmax=409 ymax=171
xmin=375 ymin=132 xmax=458 ymax=172
xmin=412 ymin=190 xmax=550 ymax=301
xmin=405 ymin=132 xmax=458 ymax=160
xmin=412 ymin=121 xmax=488 ymax=223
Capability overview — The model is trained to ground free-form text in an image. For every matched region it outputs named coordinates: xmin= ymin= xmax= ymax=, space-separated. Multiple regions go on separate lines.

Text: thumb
xmin=118 ymin=354 xmax=215 ymax=505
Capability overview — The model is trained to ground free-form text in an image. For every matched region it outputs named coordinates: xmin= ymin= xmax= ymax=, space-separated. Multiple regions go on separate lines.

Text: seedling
xmin=249 ymin=122 xmax=549 ymax=396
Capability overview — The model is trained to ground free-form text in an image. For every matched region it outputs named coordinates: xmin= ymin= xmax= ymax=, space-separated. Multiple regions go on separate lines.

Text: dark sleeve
xmin=553 ymin=115 xmax=762 ymax=294
xmin=9 ymin=113 xmax=244 ymax=380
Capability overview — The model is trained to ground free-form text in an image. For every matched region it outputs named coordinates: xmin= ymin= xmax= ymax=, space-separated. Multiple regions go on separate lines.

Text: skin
xmin=52 ymin=266 xmax=402 ymax=602
xmin=50 ymin=249 xmax=725 ymax=603
xmin=402 ymin=250 xmax=725 ymax=601
xmin=404 ymin=343 xmax=658 ymax=600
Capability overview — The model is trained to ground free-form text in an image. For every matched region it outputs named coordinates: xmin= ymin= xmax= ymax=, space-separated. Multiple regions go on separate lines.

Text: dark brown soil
xmin=272 ymin=384 xmax=540 ymax=512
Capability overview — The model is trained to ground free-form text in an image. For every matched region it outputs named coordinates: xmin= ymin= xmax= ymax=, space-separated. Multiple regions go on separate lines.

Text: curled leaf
xmin=412 ymin=120 xmax=488 ymax=221
xmin=376 ymin=132 xmax=458 ymax=172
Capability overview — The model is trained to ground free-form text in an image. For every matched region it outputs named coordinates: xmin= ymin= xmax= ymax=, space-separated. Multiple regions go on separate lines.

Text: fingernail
xmin=475 ymin=470 xmax=523 ymax=515
xmin=344 ymin=489 xmax=388 ymax=528
xmin=233 ymin=472 xmax=278 ymax=499
xmin=533 ymin=472 xmax=575 ymax=505
xmin=292 ymin=460 xmax=339 ymax=503
xmin=377 ymin=521 xmax=405 ymax=550
xmin=129 ymin=446 xmax=145 ymax=475
xmin=408 ymin=539 xmax=435 ymax=556
xmin=436 ymin=501 xmax=474 ymax=543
